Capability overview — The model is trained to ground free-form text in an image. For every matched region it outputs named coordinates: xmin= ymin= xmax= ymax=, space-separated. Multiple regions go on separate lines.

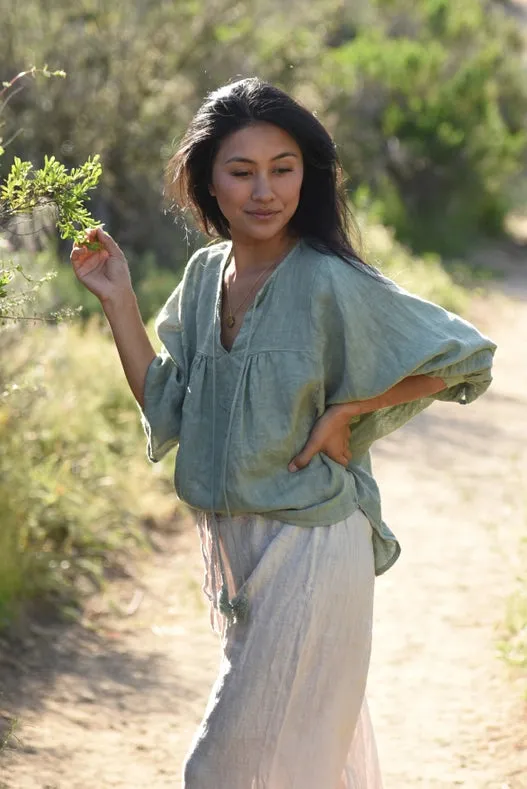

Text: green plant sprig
xmin=1 ymin=154 xmax=104 ymax=248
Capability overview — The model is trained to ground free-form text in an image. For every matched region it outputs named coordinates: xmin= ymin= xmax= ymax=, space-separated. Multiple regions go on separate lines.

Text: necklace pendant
xmin=226 ymin=315 xmax=236 ymax=328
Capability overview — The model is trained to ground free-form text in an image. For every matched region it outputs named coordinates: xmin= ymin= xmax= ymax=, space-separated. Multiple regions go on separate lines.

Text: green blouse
xmin=141 ymin=238 xmax=496 ymax=576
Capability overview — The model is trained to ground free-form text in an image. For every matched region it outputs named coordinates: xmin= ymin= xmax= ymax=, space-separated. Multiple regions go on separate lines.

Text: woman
xmin=71 ymin=78 xmax=496 ymax=788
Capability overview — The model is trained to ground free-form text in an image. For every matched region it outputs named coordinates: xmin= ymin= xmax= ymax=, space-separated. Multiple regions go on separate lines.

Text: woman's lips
xmin=246 ymin=210 xmax=279 ymax=220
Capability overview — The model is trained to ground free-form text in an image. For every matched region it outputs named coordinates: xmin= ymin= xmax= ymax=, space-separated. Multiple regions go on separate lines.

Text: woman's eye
xmin=230 ymin=168 xmax=293 ymax=177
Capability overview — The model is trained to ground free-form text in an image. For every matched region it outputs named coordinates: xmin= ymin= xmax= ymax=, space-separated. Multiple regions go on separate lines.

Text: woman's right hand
xmin=70 ymin=226 xmax=133 ymax=304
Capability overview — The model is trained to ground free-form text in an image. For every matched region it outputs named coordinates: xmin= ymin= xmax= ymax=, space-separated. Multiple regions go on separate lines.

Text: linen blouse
xmin=140 ymin=238 xmax=496 ymax=576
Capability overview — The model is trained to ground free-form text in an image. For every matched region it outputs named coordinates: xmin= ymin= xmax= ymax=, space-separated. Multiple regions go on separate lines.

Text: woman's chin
xmin=233 ymin=218 xmax=290 ymax=243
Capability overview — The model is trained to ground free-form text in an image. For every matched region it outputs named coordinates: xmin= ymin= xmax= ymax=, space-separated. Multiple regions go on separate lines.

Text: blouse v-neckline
xmin=215 ymin=239 xmax=301 ymax=356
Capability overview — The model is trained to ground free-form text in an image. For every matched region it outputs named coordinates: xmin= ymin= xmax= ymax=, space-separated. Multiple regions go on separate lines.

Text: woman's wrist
xmin=326 ymin=376 xmax=448 ymax=424
xmin=326 ymin=402 xmax=363 ymax=425
xmin=101 ymin=287 xmax=138 ymax=317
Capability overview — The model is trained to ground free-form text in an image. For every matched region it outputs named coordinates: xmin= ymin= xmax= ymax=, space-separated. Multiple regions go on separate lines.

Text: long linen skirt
xmin=183 ymin=508 xmax=383 ymax=789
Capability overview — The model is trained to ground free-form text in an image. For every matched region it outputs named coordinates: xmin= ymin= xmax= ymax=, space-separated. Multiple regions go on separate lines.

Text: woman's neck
xmin=229 ymin=231 xmax=299 ymax=274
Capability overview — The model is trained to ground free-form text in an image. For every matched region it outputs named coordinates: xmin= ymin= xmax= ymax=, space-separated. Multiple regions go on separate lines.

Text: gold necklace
xmin=224 ymin=251 xmax=282 ymax=328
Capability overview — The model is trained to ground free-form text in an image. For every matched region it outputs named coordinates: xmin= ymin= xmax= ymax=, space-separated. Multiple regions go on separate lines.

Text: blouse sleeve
xmin=312 ymin=257 xmax=497 ymax=456
xmin=140 ymin=281 xmax=188 ymax=463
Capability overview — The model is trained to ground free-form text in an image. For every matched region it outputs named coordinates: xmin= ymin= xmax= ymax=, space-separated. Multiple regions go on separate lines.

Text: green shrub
xmin=358 ymin=211 xmax=470 ymax=313
xmin=0 ymin=319 xmax=175 ymax=626
xmin=315 ymin=0 xmax=527 ymax=254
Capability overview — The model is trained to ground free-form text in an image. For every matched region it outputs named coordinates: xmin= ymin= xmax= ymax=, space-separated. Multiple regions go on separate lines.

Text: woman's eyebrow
xmin=224 ymin=152 xmax=299 ymax=164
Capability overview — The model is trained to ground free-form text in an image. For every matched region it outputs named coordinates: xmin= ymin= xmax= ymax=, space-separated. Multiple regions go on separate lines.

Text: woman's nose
xmin=251 ymin=175 xmax=274 ymax=201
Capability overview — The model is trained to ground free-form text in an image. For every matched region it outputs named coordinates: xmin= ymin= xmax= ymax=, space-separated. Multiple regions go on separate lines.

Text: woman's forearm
xmin=102 ymin=291 xmax=157 ymax=409
xmin=290 ymin=375 xmax=447 ymax=471
xmin=333 ymin=375 xmax=447 ymax=422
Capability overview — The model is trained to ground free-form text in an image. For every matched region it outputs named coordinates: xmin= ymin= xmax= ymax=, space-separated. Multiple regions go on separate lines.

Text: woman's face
xmin=210 ymin=122 xmax=304 ymax=244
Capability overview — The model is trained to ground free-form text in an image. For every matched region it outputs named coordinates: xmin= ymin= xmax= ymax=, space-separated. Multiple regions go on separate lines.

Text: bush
xmin=0 ymin=319 xmax=175 ymax=626
xmin=2 ymin=0 xmax=526 ymax=272
xmin=312 ymin=0 xmax=527 ymax=254
xmin=358 ymin=210 xmax=470 ymax=313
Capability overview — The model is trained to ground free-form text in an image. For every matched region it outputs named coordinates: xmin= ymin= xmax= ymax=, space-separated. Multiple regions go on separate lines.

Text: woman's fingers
xmin=342 ymin=449 xmax=353 ymax=464
xmin=70 ymin=242 xmax=109 ymax=279
xmin=288 ymin=438 xmax=318 ymax=472
xmin=75 ymin=227 xmax=123 ymax=258
xmin=70 ymin=228 xmax=132 ymax=302
xmin=93 ymin=226 xmax=124 ymax=257
xmin=289 ymin=445 xmax=351 ymax=472
xmin=71 ymin=227 xmax=117 ymax=272
xmin=288 ymin=416 xmax=353 ymax=472
xmin=71 ymin=244 xmax=88 ymax=261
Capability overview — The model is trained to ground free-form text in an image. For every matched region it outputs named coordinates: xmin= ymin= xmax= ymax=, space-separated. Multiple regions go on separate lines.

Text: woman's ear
xmin=208 ymin=183 xmax=216 ymax=197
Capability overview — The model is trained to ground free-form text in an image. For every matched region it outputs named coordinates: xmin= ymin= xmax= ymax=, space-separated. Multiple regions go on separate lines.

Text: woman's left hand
xmin=288 ymin=404 xmax=359 ymax=472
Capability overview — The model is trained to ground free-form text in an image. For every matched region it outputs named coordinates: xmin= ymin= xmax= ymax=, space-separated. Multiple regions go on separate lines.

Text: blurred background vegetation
xmin=0 ymin=0 xmax=526 ymax=628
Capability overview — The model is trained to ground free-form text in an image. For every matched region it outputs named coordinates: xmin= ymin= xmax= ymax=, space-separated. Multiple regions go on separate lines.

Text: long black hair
xmin=166 ymin=77 xmax=377 ymax=275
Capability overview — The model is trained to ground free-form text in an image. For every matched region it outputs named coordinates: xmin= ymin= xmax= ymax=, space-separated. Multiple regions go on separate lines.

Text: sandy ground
xmin=1 ymin=254 xmax=527 ymax=788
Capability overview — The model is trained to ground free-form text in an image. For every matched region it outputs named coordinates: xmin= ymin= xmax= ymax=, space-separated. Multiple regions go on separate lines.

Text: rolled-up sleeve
xmin=140 ymin=282 xmax=187 ymax=463
xmin=312 ymin=258 xmax=497 ymax=454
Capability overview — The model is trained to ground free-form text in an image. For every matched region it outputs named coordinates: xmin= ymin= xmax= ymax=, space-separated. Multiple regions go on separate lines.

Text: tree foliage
xmin=0 ymin=68 xmax=104 ymax=322
xmin=313 ymin=0 xmax=527 ymax=252
xmin=1 ymin=0 xmax=524 ymax=269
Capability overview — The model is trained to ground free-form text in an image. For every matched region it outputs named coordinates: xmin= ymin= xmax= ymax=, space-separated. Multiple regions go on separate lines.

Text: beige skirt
xmin=183 ymin=509 xmax=384 ymax=789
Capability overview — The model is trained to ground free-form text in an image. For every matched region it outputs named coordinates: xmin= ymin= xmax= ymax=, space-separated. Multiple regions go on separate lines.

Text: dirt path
xmin=1 ymin=263 xmax=527 ymax=788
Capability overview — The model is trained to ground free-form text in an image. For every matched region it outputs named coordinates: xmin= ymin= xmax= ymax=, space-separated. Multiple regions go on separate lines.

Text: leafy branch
xmin=1 ymin=154 xmax=103 ymax=246
xmin=0 ymin=66 xmax=104 ymax=323
xmin=0 ymin=153 xmax=104 ymax=321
